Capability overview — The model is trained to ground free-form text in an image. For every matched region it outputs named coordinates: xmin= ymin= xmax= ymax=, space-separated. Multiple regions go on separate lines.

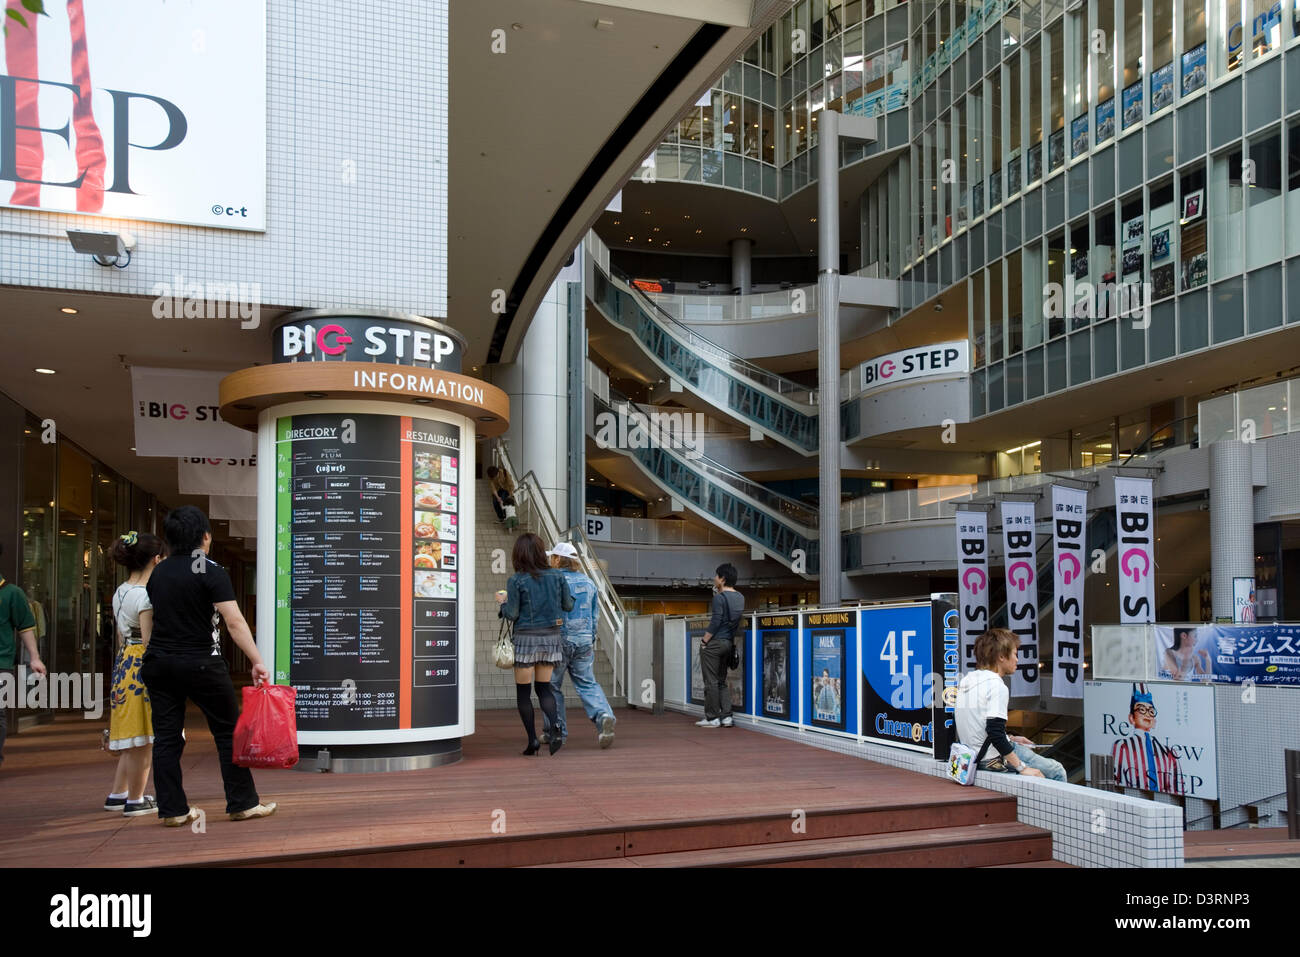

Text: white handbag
xmin=494 ymin=619 xmax=515 ymax=669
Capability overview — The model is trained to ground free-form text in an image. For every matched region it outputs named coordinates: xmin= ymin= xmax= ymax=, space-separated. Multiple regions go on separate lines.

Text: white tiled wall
xmin=671 ymin=704 xmax=1186 ymax=868
xmin=0 ymin=0 xmax=447 ymax=317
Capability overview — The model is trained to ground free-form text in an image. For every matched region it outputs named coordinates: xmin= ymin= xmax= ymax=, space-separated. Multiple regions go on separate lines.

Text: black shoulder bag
xmin=723 ymin=593 xmax=743 ymax=670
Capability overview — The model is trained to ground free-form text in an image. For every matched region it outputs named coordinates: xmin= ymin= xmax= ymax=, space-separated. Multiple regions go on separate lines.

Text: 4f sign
xmin=585 ymin=516 xmax=610 ymax=542
xmin=0 ymin=0 xmax=267 ymax=230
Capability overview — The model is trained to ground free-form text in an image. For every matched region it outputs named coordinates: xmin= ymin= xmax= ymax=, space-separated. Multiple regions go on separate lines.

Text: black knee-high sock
xmin=516 ymin=683 xmax=536 ymax=740
xmin=534 ymin=679 xmax=559 ymax=732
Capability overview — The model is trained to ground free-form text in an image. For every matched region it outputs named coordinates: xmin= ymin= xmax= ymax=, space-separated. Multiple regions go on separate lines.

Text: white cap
xmin=546 ymin=542 xmax=580 ymax=560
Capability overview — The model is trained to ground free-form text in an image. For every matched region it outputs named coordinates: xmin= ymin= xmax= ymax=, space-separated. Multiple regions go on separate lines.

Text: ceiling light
xmin=60 ymin=307 xmax=78 ymax=315
xmin=35 ymin=368 xmax=56 ymax=375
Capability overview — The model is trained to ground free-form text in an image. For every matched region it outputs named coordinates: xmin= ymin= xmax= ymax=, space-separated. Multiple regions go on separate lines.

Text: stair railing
xmin=493 ymin=439 xmax=626 ymax=698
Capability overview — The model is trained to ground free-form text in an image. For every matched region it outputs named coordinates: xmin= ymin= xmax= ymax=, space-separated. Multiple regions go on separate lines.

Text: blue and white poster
xmin=1155 ymin=625 xmax=1215 ymax=682
xmin=1071 ymin=115 xmax=1089 ymax=157
xmin=1150 ymin=62 xmax=1174 ymax=113
xmin=1181 ymin=43 xmax=1207 ymax=96
xmin=860 ymin=603 xmax=935 ymax=754
xmin=1085 ymin=680 xmax=1218 ymax=799
xmin=1207 ymin=624 xmax=1300 ymax=686
xmin=1096 ymin=97 xmax=1115 ymax=144
xmin=804 ymin=609 xmax=856 ymax=732
xmin=1122 ymin=82 xmax=1143 ymax=130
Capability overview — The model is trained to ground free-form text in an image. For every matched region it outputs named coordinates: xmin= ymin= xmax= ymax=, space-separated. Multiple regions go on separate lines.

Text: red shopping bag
xmin=233 ymin=683 xmax=299 ymax=769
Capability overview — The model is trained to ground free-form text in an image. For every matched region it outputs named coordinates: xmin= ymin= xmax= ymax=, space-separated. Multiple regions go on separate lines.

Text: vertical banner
xmin=954 ymin=509 xmax=990 ymax=673
xmin=931 ymin=596 xmax=959 ymax=758
xmin=1114 ymin=476 xmax=1156 ymax=623
xmin=1051 ymin=486 xmax=1087 ymax=699
xmin=1000 ymin=500 xmax=1040 ymax=697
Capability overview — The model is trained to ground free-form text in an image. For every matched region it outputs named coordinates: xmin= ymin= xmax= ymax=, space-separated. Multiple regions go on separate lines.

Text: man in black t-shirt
xmin=141 ymin=506 xmax=277 ymax=825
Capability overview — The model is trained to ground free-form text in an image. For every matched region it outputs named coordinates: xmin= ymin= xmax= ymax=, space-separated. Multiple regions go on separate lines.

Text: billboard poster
xmin=1181 ymin=42 xmax=1207 ymax=95
xmin=1114 ymin=476 xmax=1156 ymax=623
xmin=0 ymin=0 xmax=267 ymax=229
xmin=803 ymin=610 xmax=857 ymax=733
xmin=1198 ymin=623 xmax=1300 ymax=685
xmin=1084 ymin=680 xmax=1218 ymax=800
xmin=690 ymin=620 xmax=746 ymax=711
xmin=1121 ymin=82 xmax=1143 ymax=130
xmin=761 ymin=630 xmax=792 ymax=720
xmin=1000 ymin=500 xmax=1040 ymax=696
xmin=274 ymin=412 xmax=461 ymax=732
xmin=1070 ymin=115 xmax=1089 ymax=157
xmin=860 ymin=603 xmax=936 ymax=754
xmin=1095 ymin=97 xmax=1115 ymax=144
xmin=1233 ymin=577 xmax=1256 ymax=623
xmin=1154 ymin=625 xmax=1215 ymax=682
xmin=1150 ymin=62 xmax=1175 ymax=113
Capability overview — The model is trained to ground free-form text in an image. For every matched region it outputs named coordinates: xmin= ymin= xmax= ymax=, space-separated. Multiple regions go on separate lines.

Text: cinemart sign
xmin=859 ymin=341 xmax=969 ymax=395
xmin=0 ymin=0 xmax=265 ymax=230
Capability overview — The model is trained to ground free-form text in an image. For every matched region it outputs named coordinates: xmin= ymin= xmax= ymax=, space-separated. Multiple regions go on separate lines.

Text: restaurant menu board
xmin=274 ymin=413 xmax=461 ymax=732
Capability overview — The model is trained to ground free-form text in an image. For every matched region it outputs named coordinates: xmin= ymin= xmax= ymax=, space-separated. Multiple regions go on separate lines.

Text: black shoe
xmin=549 ymin=733 xmax=564 ymax=756
xmin=522 ymin=739 xmax=541 ymax=755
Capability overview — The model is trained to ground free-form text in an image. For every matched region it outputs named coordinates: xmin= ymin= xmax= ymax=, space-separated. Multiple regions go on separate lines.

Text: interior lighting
xmin=60 ymin=307 xmax=78 ymax=315
xmin=35 ymin=368 xmax=56 ymax=375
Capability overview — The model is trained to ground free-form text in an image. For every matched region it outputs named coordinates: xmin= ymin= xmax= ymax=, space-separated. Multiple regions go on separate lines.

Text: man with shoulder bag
xmin=696 ymin=563 xmax=743 ymax=729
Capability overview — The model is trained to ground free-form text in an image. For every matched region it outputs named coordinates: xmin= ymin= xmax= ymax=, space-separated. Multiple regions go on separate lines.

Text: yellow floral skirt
xmin=108 ymin=640 xmax=153 ymax=750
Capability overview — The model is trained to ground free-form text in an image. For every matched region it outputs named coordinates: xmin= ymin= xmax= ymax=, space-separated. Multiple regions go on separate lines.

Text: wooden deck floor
xmin=0 ymin=708 xmax=1030 ymax=867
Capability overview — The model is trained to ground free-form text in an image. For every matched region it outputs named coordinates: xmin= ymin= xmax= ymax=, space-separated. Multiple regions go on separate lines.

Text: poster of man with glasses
xmin=1085 ymin=680 xmax=1217 ymax=800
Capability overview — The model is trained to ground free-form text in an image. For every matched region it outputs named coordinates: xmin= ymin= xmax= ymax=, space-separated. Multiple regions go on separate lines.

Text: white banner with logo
xmin=1051 ymin=486 xmax=1087 ymax=699
xmin=583 ymin=515 xmax=611 ymax=542
xmin=1114 ymin=476 xmax=1156 ymax=623
xmin=177 ymin=457 xmax=258 ymax=497
xmin=1000 ymin=500 xmax=1039 ymax=696
xmin=954 ymin=509 xmax=989 ymax=674
xmin=131 ymin=367 xmax=253 ymax=458
xmin=208 ymin=495 xmax=256 ymax=522
xmin=0 ymin=0 xmax=266 ymax=229
xmin=859 ymin=341 xmax=969 ymax=394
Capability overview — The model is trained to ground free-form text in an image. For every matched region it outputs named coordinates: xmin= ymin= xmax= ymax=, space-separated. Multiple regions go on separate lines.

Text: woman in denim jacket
xmin=496 ymin=533 xmax=574 ymax=755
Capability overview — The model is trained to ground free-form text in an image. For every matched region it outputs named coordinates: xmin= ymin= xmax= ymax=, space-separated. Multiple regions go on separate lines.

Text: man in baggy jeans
xmin=697 ymin=563 xmax=743 ymax=728
xmin=542 ymin=543 xmax=617 ymax=748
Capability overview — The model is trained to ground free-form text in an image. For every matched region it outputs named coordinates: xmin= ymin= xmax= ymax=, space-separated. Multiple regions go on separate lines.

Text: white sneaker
xmin=695 ymin=718 xmax=721 ymax=727
xmin=721 ymin=716 xmax=734 ymax=727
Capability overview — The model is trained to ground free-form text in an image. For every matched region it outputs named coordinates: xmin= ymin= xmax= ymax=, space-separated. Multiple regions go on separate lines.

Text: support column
xmin=817 ymin=111 xmax=842 ymax=607
xmin=729 ymin=237 xmax=753 ymax=295
xmin=1210 ymin=440 xmax=1255 ymax=620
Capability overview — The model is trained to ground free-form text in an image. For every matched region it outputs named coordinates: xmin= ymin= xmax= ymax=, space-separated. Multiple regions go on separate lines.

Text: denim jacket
xmin=500 ymin=569 xmax=573 ymax=630
xmin=558 ymin=569 xmax=599 ymax=642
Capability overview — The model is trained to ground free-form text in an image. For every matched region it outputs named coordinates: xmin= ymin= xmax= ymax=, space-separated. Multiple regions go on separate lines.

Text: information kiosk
xmin=219 ymin=310 xmax=509 ymax=771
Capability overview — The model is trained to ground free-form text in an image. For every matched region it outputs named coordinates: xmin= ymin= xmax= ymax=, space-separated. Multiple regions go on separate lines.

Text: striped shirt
xmin=1111 ymin=731 xmax=1185 ymax=794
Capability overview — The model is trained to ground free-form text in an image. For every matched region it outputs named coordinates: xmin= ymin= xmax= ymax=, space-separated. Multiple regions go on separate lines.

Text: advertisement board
xmin=688 ymin=620 xmax=745 ymax=712
xmin=0 ymin=0 xmax=267 ymax=229
xmin=1084 ymin=680 xmax=1218 ymax=800
xmin=1156 ymin=623 xmax=1300 ymax=686
xmin=860 ymin=603 xmax=937 ymax=754
xmin=802 ymin=610 xmax=856 ymax=733
xmin=273 ymin=411 xmax=461 ymax=732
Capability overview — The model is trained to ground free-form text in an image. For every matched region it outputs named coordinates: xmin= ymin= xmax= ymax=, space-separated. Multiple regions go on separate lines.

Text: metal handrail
xmin=599 ymin=383 xmax=820 ymax=531
xmin=1119 ymin=415 xmax=1200 ymax=467
xmin=493 ymin=440 xmax=626 ymax=697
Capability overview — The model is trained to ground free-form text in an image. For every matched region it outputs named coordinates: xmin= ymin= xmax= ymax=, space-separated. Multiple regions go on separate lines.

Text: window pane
xmin=1246 ymin=129 xmax=1282 ymax=271
xmin=1210 ymin=147 xmax=1245 ymax=280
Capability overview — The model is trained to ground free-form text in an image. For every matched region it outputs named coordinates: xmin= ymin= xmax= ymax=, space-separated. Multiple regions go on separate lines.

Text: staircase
xmin=474 ymin=476 xmax=620 ymax=711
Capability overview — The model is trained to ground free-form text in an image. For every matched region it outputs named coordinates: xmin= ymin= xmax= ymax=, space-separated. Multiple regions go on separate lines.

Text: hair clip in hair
xmin=120 ymin=531 xmax=139 ymax=546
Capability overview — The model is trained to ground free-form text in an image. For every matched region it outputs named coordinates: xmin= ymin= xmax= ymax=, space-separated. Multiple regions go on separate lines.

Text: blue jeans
xmin=542 ymin=637 xmax=612 ymax=738
xmin=983 ymin=742 xmax=1068 ymax=782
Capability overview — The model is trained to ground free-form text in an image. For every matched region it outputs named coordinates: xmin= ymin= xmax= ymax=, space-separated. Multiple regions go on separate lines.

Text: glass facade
xmin=646 ymin=0 xmax=1300 ymax=418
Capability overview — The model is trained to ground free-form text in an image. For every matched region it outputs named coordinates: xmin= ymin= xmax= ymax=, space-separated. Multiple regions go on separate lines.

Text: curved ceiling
xmin=448 ymin=0 xmax=790 ymax=365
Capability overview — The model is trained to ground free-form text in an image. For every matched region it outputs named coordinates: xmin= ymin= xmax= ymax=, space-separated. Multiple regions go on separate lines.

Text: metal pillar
xmin=817 ymin=111 xmax=842 ymax=607
xmin=1209 ymin=440 xmax=1254 ymax=620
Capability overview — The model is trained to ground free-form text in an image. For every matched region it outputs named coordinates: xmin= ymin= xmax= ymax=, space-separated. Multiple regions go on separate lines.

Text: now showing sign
xmin=859 ymin=341 xmax=969 ymax=394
